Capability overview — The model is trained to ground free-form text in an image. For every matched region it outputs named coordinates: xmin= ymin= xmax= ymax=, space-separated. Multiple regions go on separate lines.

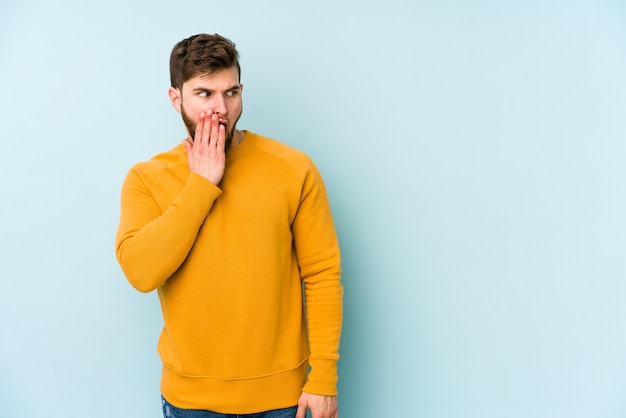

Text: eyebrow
xmin=192 ymin=85 xmax=241 ymax=93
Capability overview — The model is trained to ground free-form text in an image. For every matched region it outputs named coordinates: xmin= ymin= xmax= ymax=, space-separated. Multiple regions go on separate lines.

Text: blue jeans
xmin=162 ymin=396 xmax=298 ymax=418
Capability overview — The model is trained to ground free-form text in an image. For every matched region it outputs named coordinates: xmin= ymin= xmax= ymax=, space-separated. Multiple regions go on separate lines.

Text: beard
xmin=181 ymin=104 xmax=242 ymax=149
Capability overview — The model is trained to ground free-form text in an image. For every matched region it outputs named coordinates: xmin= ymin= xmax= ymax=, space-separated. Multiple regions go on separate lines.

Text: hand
xmin=183 ymin=112 xmax=226 ymax=185
xmin=296 ymin=392 xmax=338 ymax=418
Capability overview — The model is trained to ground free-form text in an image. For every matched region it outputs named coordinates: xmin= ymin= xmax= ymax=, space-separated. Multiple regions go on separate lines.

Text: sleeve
xmin=115 ymin=168 xmax=221 ymax=292
xmin=292 ymin=161 xmax=343 ymax=396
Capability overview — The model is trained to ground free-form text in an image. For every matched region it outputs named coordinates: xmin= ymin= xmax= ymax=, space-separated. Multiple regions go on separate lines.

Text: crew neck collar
xmin=226 ymin=130 xmax=253 ymax=159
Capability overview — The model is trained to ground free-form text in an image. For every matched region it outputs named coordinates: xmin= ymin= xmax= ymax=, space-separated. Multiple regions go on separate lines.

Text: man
xmin=115 ymin=34 xmax=342 ymax=418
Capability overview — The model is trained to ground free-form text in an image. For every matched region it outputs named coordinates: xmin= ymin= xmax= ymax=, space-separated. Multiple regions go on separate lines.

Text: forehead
xmin=183 ymin=67 xmax=240 ymax=91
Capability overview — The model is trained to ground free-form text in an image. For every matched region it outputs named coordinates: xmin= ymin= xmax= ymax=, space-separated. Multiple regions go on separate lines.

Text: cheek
xmin=230 ymin=100 xmax=243 ymax=116
xmin=183 ymin=95 xmax=205 ymax=109
xmin=188 ymin=101 xmax=204 ymax=114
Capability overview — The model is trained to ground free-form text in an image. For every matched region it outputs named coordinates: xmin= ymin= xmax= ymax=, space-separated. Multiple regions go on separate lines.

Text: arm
xmin=115 ymin=112 xmax=227 ymax=292
xmin=292 ymin=162 xmax=343 ymax=401
xmin=115 ymin=170 xmax=220 ymax=292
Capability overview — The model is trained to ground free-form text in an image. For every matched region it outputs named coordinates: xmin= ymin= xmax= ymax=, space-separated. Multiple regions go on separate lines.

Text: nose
xmin=210 ymin=94 xmax=227 ymax=116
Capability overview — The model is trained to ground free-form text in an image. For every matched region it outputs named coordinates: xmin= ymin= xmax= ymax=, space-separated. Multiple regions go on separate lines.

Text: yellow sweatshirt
xmin=115 ymin=131 xmax=342 ymax=414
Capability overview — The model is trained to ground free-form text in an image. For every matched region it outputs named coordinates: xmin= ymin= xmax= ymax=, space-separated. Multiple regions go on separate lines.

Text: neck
xmin=229 ymin=129 xmax=245 ymax=148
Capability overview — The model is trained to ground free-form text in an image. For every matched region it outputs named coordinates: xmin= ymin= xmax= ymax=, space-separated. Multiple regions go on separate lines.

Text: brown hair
xmin=169 ymin=33 xmax=241 ymax=89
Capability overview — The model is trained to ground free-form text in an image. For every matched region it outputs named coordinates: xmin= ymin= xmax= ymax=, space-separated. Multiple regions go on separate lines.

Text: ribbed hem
xmin=160 ymin=361 xmax=308 ymax=414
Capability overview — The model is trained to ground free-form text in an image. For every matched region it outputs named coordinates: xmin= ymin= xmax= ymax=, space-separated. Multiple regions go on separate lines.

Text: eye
xmin=198 ymin=91 xmax=210 ymax=98
xmin=226 ymin=89 xmax=239 ymax=97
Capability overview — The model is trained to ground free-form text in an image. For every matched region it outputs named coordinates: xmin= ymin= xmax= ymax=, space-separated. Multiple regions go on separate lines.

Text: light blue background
xmin=1 ymin=1 xmax=626 ymax=417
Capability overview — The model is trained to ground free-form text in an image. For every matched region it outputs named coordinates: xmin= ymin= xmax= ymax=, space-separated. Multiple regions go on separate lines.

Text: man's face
xmin=169 ymin=66 xmax=243 ymax=148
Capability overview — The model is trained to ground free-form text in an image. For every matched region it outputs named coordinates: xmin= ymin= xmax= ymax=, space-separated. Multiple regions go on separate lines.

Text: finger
xmin=216 ymin=122 xmax=226 ymax=150
xmin=202 ymin=112 xmax=213 ymax=145
xmin=210 ymin=113 xmax=220 ymax=148
xmin=194 ymin=112 xmax=206 ymax=144
xmin=295 ymin=405 xmax=306 ymax=418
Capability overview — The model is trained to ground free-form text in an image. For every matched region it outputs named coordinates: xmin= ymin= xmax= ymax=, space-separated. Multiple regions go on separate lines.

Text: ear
xmin=168 ymin=87 xmax=182 ymax=113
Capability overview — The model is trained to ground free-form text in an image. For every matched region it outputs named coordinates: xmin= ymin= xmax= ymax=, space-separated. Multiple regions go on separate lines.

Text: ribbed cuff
xmin=302 ymin=358 xmax=339 ymax=396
